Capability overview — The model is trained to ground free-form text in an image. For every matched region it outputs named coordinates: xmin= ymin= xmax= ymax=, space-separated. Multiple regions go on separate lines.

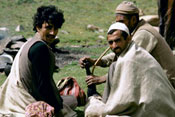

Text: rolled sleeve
xmin=101 ymin=52 xmax=116 ymax=67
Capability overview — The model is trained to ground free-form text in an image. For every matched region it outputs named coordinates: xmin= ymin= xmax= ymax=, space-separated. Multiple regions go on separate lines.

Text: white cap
xmin=107 ymin=22 xmax=130 ymax=35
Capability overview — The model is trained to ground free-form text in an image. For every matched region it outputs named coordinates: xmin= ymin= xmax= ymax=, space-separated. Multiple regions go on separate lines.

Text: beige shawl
xmin=85 ymin=42 xmax=175 ymax=117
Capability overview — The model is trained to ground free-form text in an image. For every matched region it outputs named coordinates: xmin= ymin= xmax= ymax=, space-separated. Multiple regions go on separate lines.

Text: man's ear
xmin=36 ymin=26 xmax=40 ymax=32
xmin=131 ymin=16 xmax=137 ymax=25
xmin=127 ymin=35 xmax=131 ymax=42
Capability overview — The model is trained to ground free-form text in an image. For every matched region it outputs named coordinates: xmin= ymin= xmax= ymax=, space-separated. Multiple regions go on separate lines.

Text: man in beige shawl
xmin=80 ymin=1 xmax=175 ymax=88
xmin=85 ymin=22 xmax=175 ymax=117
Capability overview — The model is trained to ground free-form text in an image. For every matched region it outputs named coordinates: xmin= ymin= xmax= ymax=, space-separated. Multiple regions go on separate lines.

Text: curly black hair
xmin=33 ymin=5 xmax=65 ymax=32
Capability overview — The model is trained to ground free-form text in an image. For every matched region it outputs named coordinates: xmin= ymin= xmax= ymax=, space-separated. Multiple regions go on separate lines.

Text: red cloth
xmin=57 ymin=77 xmax=87 ymax=106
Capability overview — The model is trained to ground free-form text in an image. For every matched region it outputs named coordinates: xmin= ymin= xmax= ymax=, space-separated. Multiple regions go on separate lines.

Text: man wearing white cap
xmin=85 ymin=22 xmax=175 ymax=117
xmin=106 ymin=1 xmax=175 ymax=87
xmin=80 ymin=1 xmax=175 ymax=88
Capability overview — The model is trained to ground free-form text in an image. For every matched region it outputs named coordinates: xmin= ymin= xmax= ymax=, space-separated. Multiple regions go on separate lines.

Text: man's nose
xmin=112 ymin=41 xmax=117 ymax=48
xmin=49 ymin=28 xmax=56 ymax=35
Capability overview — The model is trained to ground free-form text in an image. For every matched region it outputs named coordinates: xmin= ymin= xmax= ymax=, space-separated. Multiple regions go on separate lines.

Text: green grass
xmin=0 ymin=0 xmax=158 ymax=116
xmin=0 ymin=0 xmax=157 ymax=46
xmin=0 ymin=73 xmax=6 ymax=85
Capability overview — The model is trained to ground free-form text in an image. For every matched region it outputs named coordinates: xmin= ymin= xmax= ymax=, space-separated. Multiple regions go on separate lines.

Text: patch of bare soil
xmin=53 ymin=47 xmax=87 ymax=68
xmin=53 ymin=44 xmax=108 ymax=68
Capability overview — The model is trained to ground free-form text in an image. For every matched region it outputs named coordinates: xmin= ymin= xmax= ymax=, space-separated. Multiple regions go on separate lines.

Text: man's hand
xmin=79 ymin=57 xmax=96 ymax=68
xmin=86 ymin=75 xmax=106 ymax=86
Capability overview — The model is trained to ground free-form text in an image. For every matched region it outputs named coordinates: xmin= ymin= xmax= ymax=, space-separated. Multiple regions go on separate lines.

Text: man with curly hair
xmin=0 ymin=5 xmax=76 ymax=117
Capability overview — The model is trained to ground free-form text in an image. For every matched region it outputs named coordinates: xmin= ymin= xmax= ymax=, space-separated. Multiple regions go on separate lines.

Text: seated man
xmin=80 ymin=1 xmax=175 ymax=88
xmin=85 ymin=22 xmax=175 ymax=117
xmin=0 ymin=5 xmax=76 ymax=117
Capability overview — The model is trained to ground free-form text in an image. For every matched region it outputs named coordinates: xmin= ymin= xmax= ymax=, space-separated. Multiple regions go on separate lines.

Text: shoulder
xmin=134 ymin=20 xmax=157 ymax=38
xmin=132 ymin=29 xmax=158 ymax=52
xmin=30 ymin=41 xmax=49 ymax=52
xmin=32 ymin=41 xmax=48 ymax=48
xmin=120 ymin=43 xmax=155 ymax=65
xmin=29 ymin=41 xmax=49 ymax=58
xmin=133 ymin=30 xmax=155 ymax=39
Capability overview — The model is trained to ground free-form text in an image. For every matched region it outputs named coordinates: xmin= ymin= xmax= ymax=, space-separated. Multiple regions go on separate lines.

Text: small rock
xmin=98 ymin=35 xmax=105 ymax=40
xmin=15 ymin=25 xmax=24 ymax=32
xmin=87 ymin=24 xmax=104 ymax=34
xmin=11 ymin=41 xmax=25 ymax=49
xmin=60 ymin=30 xmax=69 ymax=34
xmin=0 ymin=27 xmax=9 ymax=31
xmin=0 ymin=54 xmax=13 ymax=71
xmin=10 ymin=35 xmax=26 ymax=42
xmin=70 ymin=45 xmax=81 ymax=48
xmin=0 ymin=27 xmax=9 ymax=41
xmin=98 ymin=29 xmax=104 ymax=33
xmin=87 ymin=24 xmax=99 ymax=31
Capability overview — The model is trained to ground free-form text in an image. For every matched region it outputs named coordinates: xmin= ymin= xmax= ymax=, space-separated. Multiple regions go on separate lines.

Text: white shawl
xmin=85 ymin=43 xmax=175 ymax=117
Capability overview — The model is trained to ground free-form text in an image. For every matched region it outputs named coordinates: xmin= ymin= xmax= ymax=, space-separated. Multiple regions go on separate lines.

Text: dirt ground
xmin=54 ymin=44 xmax=108 ymax=68
xmin=53 ymin=47 xmax=87 ymax=68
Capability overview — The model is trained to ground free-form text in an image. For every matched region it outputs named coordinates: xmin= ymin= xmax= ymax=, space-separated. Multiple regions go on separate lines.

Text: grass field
xmin=0 ymin=0 xmax=157 ymax=116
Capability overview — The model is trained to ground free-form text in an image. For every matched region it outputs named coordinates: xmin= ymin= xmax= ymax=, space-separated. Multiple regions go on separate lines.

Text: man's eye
xmin=46 ymin=26 xmax=52 ymax=30
xmin=114 ymin=39 xmax=120 ymax=43
xmin=108 ymin=41 xmax=113 ymax=45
